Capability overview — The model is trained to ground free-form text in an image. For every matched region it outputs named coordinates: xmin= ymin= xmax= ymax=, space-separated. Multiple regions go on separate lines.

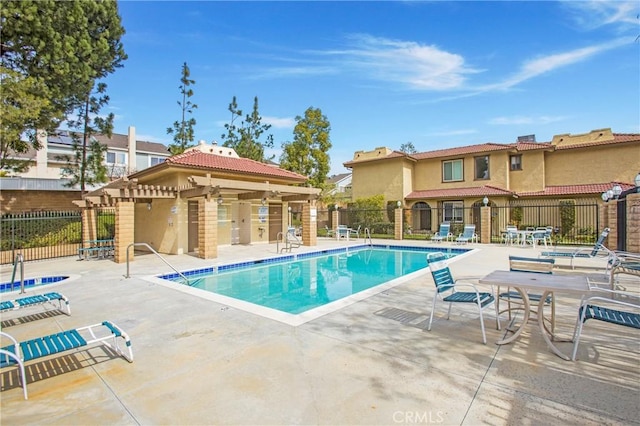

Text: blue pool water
xmin=0 ymin=276 xmax=70 ymax=293
xmin=160 ymin=245 xmax=467 ymax=316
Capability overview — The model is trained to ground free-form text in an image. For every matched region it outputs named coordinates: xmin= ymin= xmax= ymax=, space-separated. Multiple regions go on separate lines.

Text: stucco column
xmin=114 ymin=200 xmax=134 ymax=264
xmin=198 ymin=198 xmax=218 ymax=259
xmin=394 ymin=207 xmax=403 ymax=240
xmin=81 ymin=208 xmax=97 ymax=243
xmin=302 ymin=202 xmax=317 ymax=246
xmin=480 ymin=206 xmax=491 ymax=244
xmin=606 ymin=201 xmax=618 ymax=250
xmin=626 ymin=193 xmax=640 ymax=253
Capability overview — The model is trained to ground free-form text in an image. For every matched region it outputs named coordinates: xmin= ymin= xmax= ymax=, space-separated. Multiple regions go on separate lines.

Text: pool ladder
xmin=277 ymin=231 xmax=301 ymax=253
xmin=364 ymin=228 xmax=373 ymax=246
xmin=10 ymin=253 xmax=25 ymax=293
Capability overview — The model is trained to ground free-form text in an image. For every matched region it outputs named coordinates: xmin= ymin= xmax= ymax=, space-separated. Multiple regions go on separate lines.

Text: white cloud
xmin=561 ymin=0 xmax=639 ymax=31
xmin=482 ymin=38 xmax=632 ymax=92
xmin=335 ymin=34 xmax=479 ymax=90
xmin=263 ymin=116 xmax=295 ymax=129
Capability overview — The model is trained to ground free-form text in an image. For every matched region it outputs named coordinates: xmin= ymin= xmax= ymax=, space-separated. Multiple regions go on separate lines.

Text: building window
xmin=510 ymin=154 xmax=522 ymax=171
xmin=106 ymin=151 xmax=126 ymax=164
xmin=443 ymin=159 xmax=463 ymax=182
xmin=150 ymin=156 xmax=165 ymax=166
xmin=443 ymin=201 xmax=464 ymax=223
xmin=474 ymin=155 xmax=489 ymax=179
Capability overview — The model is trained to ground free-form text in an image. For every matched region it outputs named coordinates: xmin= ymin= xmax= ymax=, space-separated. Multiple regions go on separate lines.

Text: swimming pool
xmin=154 ymin=244 xmax=471 ymax=325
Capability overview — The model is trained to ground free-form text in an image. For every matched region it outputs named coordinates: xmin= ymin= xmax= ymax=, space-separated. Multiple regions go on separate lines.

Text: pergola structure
xmin=74 ymin=144 xmax=322 ymax=263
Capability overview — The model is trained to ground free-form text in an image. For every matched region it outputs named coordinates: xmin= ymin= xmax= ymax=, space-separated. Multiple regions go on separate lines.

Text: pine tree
xmin=167 ymin=62 xmax=197 ymax=155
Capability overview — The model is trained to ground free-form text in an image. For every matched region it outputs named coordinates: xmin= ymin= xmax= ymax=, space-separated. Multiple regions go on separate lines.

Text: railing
xmin=364 ymin=228 xmax=373 ymax=246
xmin=125 ymin=243 xmax=189 ymax=286
xmin=10 ymin=253 xmax=25 ymax=293
xmin=277 ymin=231 xmax=301 ymax=253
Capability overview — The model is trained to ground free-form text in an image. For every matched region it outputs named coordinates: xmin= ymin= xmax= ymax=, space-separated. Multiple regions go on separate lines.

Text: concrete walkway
xmin=1 ymin=240 xmax=638 ymax=425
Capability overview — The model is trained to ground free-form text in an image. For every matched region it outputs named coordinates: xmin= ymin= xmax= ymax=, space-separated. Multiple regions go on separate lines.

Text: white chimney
xmin=128 ymin=126 xmax=136 ymax=173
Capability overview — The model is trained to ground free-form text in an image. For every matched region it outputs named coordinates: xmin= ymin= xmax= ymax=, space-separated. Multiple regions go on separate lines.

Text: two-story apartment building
xmin=344 ymin=128 xmax=639 ymax=236
xmin=1 ymin=126 xmax=171 ymax=212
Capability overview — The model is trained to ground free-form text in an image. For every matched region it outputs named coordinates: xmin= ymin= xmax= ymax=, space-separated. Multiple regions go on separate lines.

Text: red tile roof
xmin=518 ymin=182 xmax=636 ymax=197
xmin=165 ymin=150 xmax=308 ymax=181
xmin=554 ymin=133 xmax=640 ymax=150
xmin=412 ymin=143 xmax=511 ymax=160
xmin=406 ymin=185 xmax=514 ymax=199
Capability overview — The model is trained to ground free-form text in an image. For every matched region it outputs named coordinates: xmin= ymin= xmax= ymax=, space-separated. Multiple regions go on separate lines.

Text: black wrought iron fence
xmin=489 ymin=203 xmax=599 ymax=245
xmin=0 ymin=210 xmax=82 ymax=263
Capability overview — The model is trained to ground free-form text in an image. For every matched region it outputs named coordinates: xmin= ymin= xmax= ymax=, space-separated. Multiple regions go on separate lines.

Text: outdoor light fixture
xmin=261 ymin=197 xmax=267 ymax=206
xmin=147 ymin=202 xmax=152 ymax=211
xmin=607 ymin=189 xmax=614 ymax=200
xmin=217 ymin=195 xmax=223 ymax=205
xmin=482 ymin=196 xmax=489 ymax=206
xmin=601 ymin=192 xmax=609 ymax=202
xmin=635 ymin=172 xmax=640 ymax=192
xmin=612 ymin=184 xmax=622 ymax=199
xmin=397 ymin=200 xmax=402 ymax=208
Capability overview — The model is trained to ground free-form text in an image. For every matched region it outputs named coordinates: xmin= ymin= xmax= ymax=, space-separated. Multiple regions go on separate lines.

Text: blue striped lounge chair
xmin=427 ymin=252 xmax=501 ymax=344
xmin=0 ymin=321 xmax=133 ymax=399
xmin=456 ymin=224 xmax=478 ymax=244
xmin=432 ymin=222 xmax=453 ymax=243
xmin=0 ymin=292 xmax=70 ymax=316
xmin=571 ymin=288 xmax=640 ymax=361
xmin=540 ymin=228 xmax=612 ymax=269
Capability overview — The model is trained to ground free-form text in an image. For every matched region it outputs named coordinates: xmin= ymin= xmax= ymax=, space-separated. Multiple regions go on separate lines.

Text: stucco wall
xmin=544 ymin=144 xmax=639 ymax=186
xmin=509 ymin=150 xmax=545 ymax=192
xmin=351 ymin=159 xmax=406 ymax=201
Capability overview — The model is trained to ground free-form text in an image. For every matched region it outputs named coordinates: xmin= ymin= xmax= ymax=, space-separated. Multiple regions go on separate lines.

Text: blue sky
xmin=101 ymin=1 xmax=639 ymax=175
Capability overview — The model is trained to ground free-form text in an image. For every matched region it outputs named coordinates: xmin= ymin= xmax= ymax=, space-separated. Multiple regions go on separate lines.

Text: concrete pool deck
xmin=1 ymin=239 xmax=638 ymax=425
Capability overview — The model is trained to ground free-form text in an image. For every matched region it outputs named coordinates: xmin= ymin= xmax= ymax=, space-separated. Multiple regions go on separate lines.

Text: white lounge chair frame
xmin=1 ymin=321 xmax=133 ymax=399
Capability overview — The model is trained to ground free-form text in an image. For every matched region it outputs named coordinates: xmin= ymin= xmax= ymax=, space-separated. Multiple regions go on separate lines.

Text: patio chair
xmin=571 ymin=288 xmax=640 ymax=361
xmin=527 ymin=228 xmax=549 ymax=248
xmin=455 ymin=224 xmax=478 ymax=244
xmin=324 ymin=225 xmax=335 ymax=238
xmin=0 ymin=292 xmax=70 ymax=316
xmin=540 ymin=227 xmax=612 ymax=269
xmin=432 ymin=222 xmax=453 ymax=243
xmin=501 ymin=225 xmax=519 ymax=245
xmin=348 ymin=225 xmax=361 ymax=239
xmin=426 ymin=252 xmax=501 ymax=344
xmin=0 ymin=321 xmax=134 ymax=399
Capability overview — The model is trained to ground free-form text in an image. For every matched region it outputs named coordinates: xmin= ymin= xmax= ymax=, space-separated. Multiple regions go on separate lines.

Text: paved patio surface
xmin=1 ymin=239 xmax=638 ymax=425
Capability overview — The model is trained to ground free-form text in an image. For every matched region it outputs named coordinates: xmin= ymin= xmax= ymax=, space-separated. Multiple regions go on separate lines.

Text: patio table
xmin=479 ymin=270 xmax=592 ymax=360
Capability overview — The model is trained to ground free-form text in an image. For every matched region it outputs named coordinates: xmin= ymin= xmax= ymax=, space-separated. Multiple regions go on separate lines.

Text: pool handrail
xmin=125 ymin=243 xmax=189 ymax=285
xmin=10 ymin=253 xmax=25 ymax=294
xmin=364 ymin=228 xmax=373 ymax=246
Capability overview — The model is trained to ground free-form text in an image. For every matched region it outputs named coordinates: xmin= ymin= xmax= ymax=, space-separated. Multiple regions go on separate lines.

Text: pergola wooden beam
xmin=188 ymin=176 xmax=320 ymax=197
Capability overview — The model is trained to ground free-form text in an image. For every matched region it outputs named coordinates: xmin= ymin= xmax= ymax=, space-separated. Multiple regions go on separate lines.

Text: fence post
xmin=114 ymin=201 xmax=135 ymax=264
xmin=480 ymin=205 xmax=491 ymax=244
xmin=394 ymin=206 xmax=403 ymax=240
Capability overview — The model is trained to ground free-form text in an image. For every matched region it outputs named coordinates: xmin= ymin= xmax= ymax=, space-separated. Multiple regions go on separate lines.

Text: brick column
xmin=480 ymin=206 xmax=491 ymax=244
xmin=81 ymin=208 xmax=97 ymax=243
xmin=302 ymin=203 xmax=317 ymax=246
xmin=114 ymin=200 xmax=134 ymax=264
xmin=332 ymin=209 xmax=339 ymax=231
xmin=394 ymin=207 xmax=403 ymax=240
xmin=198 ymin=198 xmax=218 ymax=259
xmin=626 ymin=193 xmax=640 ymax=253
